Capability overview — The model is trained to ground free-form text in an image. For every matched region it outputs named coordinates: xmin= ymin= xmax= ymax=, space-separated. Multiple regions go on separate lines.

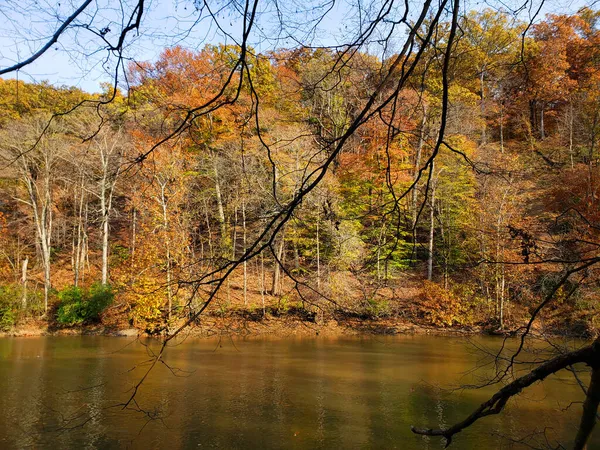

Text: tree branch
xmin=0 ymin=0 xmax=93 ymax=75
xmin=411 ymin=338 xmax=600 ymax=447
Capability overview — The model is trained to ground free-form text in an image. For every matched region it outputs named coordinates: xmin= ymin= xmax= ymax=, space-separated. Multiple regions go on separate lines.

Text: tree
xmin=0 ymin=115 xmax=74 ymax=311
xmin=1 ymin=0 xmax=600 ymax=448
xmin=89 ymin=125 xmax=127 ymax=286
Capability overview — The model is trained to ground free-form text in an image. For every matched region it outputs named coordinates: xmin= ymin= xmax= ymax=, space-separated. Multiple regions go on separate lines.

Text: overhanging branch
xmin=411 ymin=338 xmax=600 ymax=447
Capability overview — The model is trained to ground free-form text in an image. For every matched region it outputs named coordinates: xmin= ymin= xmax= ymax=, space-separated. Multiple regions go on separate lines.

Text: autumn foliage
xmin=0 ymin=9 xmax=599 ymax=335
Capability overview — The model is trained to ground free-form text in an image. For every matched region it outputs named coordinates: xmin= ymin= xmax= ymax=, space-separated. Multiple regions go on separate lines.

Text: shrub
xmin=0 ymin=305 xmax=15 ymax=331
xmin=365 ymin=298 xmax=390 ymax=318
xmin=56 ymin=283 xmax=113 ymax=326
xmin=0 ymin=286 xmax=20 ymax=331
xmin=419 ymin=280 xmax=479 ymax=327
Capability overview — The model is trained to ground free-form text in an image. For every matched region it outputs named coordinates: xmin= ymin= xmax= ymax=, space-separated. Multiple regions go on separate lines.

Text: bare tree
xmin=1 ymin=0 xmax=599 ymax=447
xmin=0 ymin=116 xmax=72 ymax=311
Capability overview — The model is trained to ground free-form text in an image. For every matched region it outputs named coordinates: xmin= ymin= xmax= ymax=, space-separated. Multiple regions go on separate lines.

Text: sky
xmin=0 ymin=0 xmax=594 ymax=93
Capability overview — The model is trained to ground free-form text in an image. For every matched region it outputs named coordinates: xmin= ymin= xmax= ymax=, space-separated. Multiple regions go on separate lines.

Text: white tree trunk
xmin=21 ymin=257 xmax=28 ymax=309
xmin=427 ymin=176 xmax=436 ymax=282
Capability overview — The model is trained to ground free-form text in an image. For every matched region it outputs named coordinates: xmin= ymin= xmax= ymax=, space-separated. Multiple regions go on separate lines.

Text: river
xmin=0 ymin=335 xmax=596 ymax=449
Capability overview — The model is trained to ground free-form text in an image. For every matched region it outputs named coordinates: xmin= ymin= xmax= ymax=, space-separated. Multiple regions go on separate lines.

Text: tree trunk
xmin=242 ymin=201 xmax=247 ymax=306
xmin=99 ymin=142 xmax=120 ymax=286
xmin=21 ymin=257 xmax=28 ymax=309
xmin=203 ymin=198 xmax=214 ymax=262
xmin=540 ymin=104 xmax=545 ymax=140
xmin=260 ymin=250 xmax=266 ymax=316
xmin=499 ymin=265 xmax=505 ymax=329
xmin=480 ymin=69 xmax=486 ymax=145
xmin=316 ymin=220 xmax=321 ymax=289
xmin=500 ymin=103 xmax=504 ymax=153
xmin=228 ymin=206 xmax=238 ymax=305
xmin=427 ymin=175 xmax=436 ymax=281
xmin=73 ymin=176 xmax=85 ymax=286
xmin=573 ymin=365 xmax=600 ymax=450
xmin=101 ymin=196 xmax=109 ymax=285
xmin=412 ymin=106 xmax=427 ymax=227
xmin=495 ymin=187 xmax=509 ymax=328
xmin=529 ymin=100 xmax=537 ymax=135
xmin=131 ymin=207 xmax=137 ymax=259
xmin=211 ymin=150 xmax=226 ymax=242
xmin=272 ymin=232 xmax=286 ymax=296
xmin=439 ymin=216 xmax=448 ymax=289
xmin=569 ymin=101 xmax=575 ymax=169
xmin=83 ymin=202 xmax=90 ymax=280
xmin=42 ymin=241 xmax=51 ymax=313
xmin=159 ymin=182 xmax=173 ymax=321
xmin=376 ymin=223 xmax=383 ymax=281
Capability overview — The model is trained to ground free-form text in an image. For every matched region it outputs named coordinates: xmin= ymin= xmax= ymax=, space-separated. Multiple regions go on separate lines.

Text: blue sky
xmin=0 ymin=0 xmax=592 ymax=93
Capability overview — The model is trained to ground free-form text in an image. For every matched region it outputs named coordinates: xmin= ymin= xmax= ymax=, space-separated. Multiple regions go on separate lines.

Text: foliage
xmin=56 ymin=284 xmax=113 ymax=326
xmin=0 ymin=288 xmax=17 ymax=331
xmin=419 ymin=281 xmax=480 ymax=327
xmin=0 ymin=8 xmax=599 ymax=337
xmin=0 ymin=285 xmax=44 ymax=330
xmin=123 ymin=276 xmax=166 ymax=330
xmin=364 ymin=298 xmax=390 ymax=319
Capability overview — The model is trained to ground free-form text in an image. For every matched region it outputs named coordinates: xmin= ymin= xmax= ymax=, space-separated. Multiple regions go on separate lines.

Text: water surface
xmin=0 ymin=335 xmax=595 ymax=449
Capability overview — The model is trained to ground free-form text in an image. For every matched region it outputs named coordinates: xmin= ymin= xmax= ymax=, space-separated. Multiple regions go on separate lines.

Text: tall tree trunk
xmin=495 ymin=187 xmax=509 ymax=328
xmin=83 ymin=202 xmax=90 ymax=280
xmin=540 ymin=104 xmax=545 ymax=140
xmin=499 ymin=264 xmax=505 ymax=329
xmin=228 ymin=206 xmax=238 ymax=305
xmin=569 ymin=101 xmax=575 ymax=169
xmin=260 ymin=250 xmax=266 ymax=316
xmin=480 ymin=69 xmax=486 ymax=145
xmin=272 ymin=231 xmax=286 ymax=296
xmin=21 ymin=257 xmax=28 ymax=309
xmin=131 ymin=207 xmax=137 ymax=260
xmin=412 ymin=106 xmax=427 ymax=227
xmin=529 ymin=100 xmax=537 ymax=136
xmin=242 ymin=201 xmax=247 ymax=306
xmin=73 ymin=176 xmax=85 ymax=286
xmin=99 ymin=142 xmax=120 ymax=286
xmin=101 ymin=195 xmax=109 ymax=285
xmin=316 ymin=220 xmax=321 ymax=289
xmin=211 ymin=149 xmax=226 ymax=242
xmin=159 ymin=182 xmax=173 ymax=321
xmin=23 ymin=157 xmax=54 ymax=313
xmin=500 ymin=103 xmax=505 ymax=153
xmin=427 ymin=173 xmax=436 ymax=282
xmin=43 ymin=160 xmax=52 ymax=313
xmin=203 ymin=198 xmax=214 ymax=262
xmin=376 ymin=223 xmax=384 ymax=281
xmin=588 ymin=110 xmax=598 ymax=206
xmin=439 ymin=216 xmax=448 ymax=289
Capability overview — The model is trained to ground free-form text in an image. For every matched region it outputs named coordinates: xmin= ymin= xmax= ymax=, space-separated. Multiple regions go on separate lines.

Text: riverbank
xmin=3 ymin=276 xmax=594 ymax=339
xmin=0 ymin=310 xmax=539 ymax=339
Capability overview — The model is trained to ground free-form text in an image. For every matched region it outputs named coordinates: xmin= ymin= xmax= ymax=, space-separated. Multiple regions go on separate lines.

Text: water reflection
xmin=0 ymin=336 xmax=595 ymax=449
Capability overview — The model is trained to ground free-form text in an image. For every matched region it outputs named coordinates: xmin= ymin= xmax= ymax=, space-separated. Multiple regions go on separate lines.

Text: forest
xmin=0 ymin=7 xmax=599 ymax=338
xmin=1 ymin=0 xmax=600 ymax=447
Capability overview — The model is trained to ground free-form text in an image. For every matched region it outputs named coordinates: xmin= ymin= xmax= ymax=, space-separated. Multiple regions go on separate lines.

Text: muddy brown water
xmin=0 ymin=335 xmax=596 ymax=449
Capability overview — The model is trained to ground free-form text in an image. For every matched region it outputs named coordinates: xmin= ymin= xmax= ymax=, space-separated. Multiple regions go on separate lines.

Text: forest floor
xmin=3 ymin=271 xmax=590 ymax=338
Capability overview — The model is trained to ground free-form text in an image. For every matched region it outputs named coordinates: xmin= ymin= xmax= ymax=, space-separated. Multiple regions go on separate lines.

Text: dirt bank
xmin=1 ymin=311 xmax=486 ymax=339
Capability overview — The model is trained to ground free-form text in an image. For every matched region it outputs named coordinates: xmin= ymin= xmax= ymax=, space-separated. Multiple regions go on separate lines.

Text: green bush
xmin=0 ymin=286 xmax=20 ymax=331
xmin=365 ymin=297 xmax=390 ymax=319
xmin=56 ymin=283 xmax=113 ymax=326
xmin=0 ymin=305 xmax=15 ymax=331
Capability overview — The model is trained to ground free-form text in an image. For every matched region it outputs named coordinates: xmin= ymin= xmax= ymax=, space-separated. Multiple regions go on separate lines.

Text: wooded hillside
xmin=0 ymin=9 xmax=599 ymax=335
